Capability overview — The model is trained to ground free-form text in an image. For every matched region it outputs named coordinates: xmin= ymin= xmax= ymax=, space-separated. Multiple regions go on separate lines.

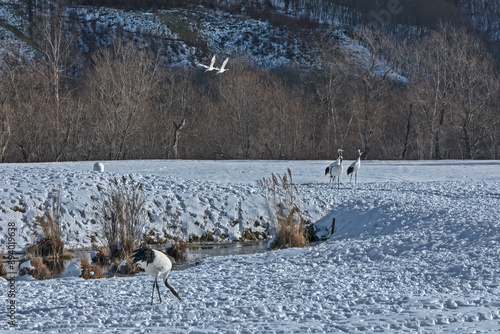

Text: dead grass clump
xmin=107 ymin=257 xmax=140 ymax=276
xmin=116 ymin=257 xmax=140 ymax=275
xmin=91 ymin=248 xmax=109 ymax=265
xmin=27 ymin=234 xmax=65 ymax=259
xmin=30 ymin=189 xmax=66 ymax=259
xmin=0 ymin=250 xmax=7 ymax=278
xmin=95 ymin=176 xmax=147 ymax=261
xmin=257 ymin=168 xmax=309 ymax=249
xmin=19 ymin=256 xmax=52 ymax=280
xmin=272 ymin=215 xmax=309 ymax=249
xmin=141 ymin=229 xmax=169 ymax=245
xmin=80 ymin=258 xmax=105 ymax=279
xmin=166 ymin=240 xmax=187 ymax=262
xmin=241 ymin=229 xmax=266 ymax=241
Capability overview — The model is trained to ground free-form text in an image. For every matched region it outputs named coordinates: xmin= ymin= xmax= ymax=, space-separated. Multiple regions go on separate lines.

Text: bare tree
xmin=400 ymin=22 xmax=499 ymax=159
xmin=171 ymin=119 xmax=186 ymax=159
xmin=152 ymin=68 xmax=195 ymax=159
xmin=263 ymin=71 xmax=311 ymax=159
xmin=0 ymin=79 xmax=13 ymax=162
xmin=217 ymin=59 xmax=265 ymax=158
xmin=30 ymin=6 xmax=81 ymax=161
xmin=346 ymin=27 xmax=396 ymax=157
xmin=87 ymin=40 xmax=158 ymax=160
xmin=2 ymin=56 xmax=50 ymax=162
xmin=403 ymin=22 xmax=463 ymax=159
xmin=450 ymin=29 xmax=498 ymax=159
xmin=314 ymin=37 xmax=352 ymax=157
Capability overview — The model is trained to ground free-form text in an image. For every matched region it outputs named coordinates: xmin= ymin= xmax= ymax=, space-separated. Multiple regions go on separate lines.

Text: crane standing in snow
xmin=325 ymin=149 xmax=344 ymax=189
xmin=131 ymin=246 xmax=182 ymax=305
xmin=347 ymin=150 xmax=363 ymax=184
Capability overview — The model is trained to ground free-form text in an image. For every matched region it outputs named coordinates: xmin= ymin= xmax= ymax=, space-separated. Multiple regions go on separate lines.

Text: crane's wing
xmin=198 ymin=63 xmax=210 ymax=69
xmin=209 ymin=55 xmax=216 ymax=67
xmin=220 ymin=57 xmax=229 ymax=70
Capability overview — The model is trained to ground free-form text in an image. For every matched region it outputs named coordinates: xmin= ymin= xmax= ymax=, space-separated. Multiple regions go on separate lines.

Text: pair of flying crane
xmin=198 ymin=55 xmax=229 ymax=74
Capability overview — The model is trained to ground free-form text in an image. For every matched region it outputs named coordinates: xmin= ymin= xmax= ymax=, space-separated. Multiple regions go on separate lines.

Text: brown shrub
xmin=0 ymin=250 xmax=7 ymax=278
xmin=272 ymin=215 xmax=310 ymax=249
xmin=31 ymin=190 xmax=65 ymax=259
xmin=27 ymin=235 xmax=65 ymax=259
xmin=257 ymin=169 xmax=309 ymax=250
xmin=96 ymin=176 xmax=147 ymax=261
xmin=111 ymin=257 xmax=140 ymax=276
xmin=19 ymin=256 xmax=52 ymax=280
xmin=91 ymin=248 xmax=109 ymax=265
xmin=166 ymin=240 xmax=187 ymax=262
xmin=80 ymin=258 xmax=105 ymax=279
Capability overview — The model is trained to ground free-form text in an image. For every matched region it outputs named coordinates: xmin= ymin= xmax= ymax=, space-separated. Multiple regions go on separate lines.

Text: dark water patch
xmin=2 ymin=241 xmax=270 ymax=278
xmin=174 ymin=240 xmax=269 ymax=270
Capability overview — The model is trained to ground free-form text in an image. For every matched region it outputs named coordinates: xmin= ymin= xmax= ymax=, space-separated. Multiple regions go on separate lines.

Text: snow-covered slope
xmin=1 ymin=159 xmax=499 ymax=332
xmin=0 ymin=3 xmax=321 ymax=68
xmin=1 ymin=160 xmax=499 ymax=249
xmin=0 ymin=160 xmax=498 ymax=248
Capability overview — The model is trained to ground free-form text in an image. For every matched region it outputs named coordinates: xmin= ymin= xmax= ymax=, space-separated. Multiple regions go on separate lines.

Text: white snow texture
xmin=1 ymin=159 xmax=500 ymax=333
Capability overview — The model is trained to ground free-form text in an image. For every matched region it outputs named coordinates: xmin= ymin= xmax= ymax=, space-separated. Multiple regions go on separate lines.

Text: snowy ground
xmin=1 ymin=159 xmax=500 ymax=332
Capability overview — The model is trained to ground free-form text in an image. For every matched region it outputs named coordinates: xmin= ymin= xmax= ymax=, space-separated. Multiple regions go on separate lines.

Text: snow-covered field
xmin=1 ymin=159 xmax=500 ymax=332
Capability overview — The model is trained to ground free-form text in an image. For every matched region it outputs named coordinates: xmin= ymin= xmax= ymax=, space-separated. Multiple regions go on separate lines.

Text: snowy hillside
xmin=0 ymin=2 xmax=324 ymax=68
xmin=1 ymin=159 xmax=500 ymax=332
xmin=2 ymin=1 xmax=497 ymax=69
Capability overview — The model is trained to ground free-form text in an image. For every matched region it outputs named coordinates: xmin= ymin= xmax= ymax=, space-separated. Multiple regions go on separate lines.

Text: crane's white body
xmin=198 ymin=55 xmax=217 ymax=71
xmin=136 ymin=249 xmax=172 ymax=277
xmin=325 ymin=149 xmax=343 ymax=189
xmin=347 ymin=150 xmax=363 ymax=184
xmin=93 ymin=162 xmax=104 ymax=172
xmin=132 ymin=246 xmax=182 ymax=304
xmin=216 ymin=57 xmax=229 ymax=74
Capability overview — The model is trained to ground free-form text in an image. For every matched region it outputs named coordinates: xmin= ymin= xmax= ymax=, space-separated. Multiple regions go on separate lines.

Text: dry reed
xmin=19 ymin=256 xmax=52 ymax=280
xmin=166 ymin=239 xmax=187 ymax=262
xmin=0 ymin=250 xmax=7 ymax=278
xmin=257 ymin=168 xmax=309 ymax=249
xmin=30 ymin=188 xmax=66 ymax=259
xmin=80 ymin=258 xmax=105 ymax=279
xmin=96 ymin=175 xmax=147 ymax=261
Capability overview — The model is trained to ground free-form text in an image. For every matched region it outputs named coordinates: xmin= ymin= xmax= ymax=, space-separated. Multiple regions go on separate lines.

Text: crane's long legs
xmin=156 ymin=279 xmax=162 ymax=303
xmin=151 ymin=279 xmax=156 ymax=305
xmin=151 ymin=275 xmax=162 ymax=305
xmin=165 ymin=279 xmax=183 ymax=302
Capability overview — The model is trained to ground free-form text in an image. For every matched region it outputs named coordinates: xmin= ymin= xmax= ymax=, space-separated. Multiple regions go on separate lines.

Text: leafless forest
xmin=0 ymin=1 xmax=499 ymax=162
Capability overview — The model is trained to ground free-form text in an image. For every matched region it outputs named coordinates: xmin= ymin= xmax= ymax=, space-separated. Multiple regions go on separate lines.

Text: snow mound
xmin=62 ymin=262 xmax=82 ymax=278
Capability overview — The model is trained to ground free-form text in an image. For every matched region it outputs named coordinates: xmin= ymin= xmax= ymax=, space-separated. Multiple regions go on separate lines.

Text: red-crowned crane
xmin=347 ymin=150 xmax=363 ymax=184
xmin=131 ymin=246 xmax=182 ymax=305
xmin=198 ymin=55 xmax=217 ymax=71
xmin=216 ymin=57 xmax=229 ymax=74
xmin=325 ymin=149 xmax=344 ymax=189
